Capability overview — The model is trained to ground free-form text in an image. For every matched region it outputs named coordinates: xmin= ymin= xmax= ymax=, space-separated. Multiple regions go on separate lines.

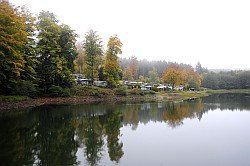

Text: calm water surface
xmin=0 ymin=93 xmax=250 ymax=166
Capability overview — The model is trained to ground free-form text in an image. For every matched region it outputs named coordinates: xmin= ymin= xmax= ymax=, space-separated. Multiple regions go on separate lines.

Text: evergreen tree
xmin=148 ymin=67 xmax=159 ymax=83
xmin=83 ymin=30 xmax=103 ymax=82
xmin=195 ymin=62 xmax=208 ymax=74
xmin=103 ymin=35 xmax=122 ymax=87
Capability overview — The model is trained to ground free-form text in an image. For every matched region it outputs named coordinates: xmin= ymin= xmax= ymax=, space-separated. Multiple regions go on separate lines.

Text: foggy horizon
xmin=11 ymin=0 xmax=250 ymax=70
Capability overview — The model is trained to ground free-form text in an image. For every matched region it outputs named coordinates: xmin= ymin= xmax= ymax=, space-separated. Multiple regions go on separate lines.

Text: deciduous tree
xmin=20 ymin=7 xmax=37 ymax=82
xmin=162 ymin=64 xmax=201 ymax=90
xmin=162 ymin=64 xmax=182 ymax=88
xmin=130 ymin=56 xmax=138 ymax=80
xmin=36 ymin=11 xmax=74 ymax=92
xmin=75 ymin=42 xmax=85 ymax=74
xmin=0 ymin=1 xmax=27 ymax=94
xmin=123 ymin=67 xmax=133 ymax=81
xmin=103 ymin=35 xmax=122 ymax=87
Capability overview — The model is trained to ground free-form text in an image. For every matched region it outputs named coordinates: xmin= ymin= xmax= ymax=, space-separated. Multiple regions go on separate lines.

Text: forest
xmin=202 ymin=70 xmax=250 ymax=90
xmin=0 ymin=1 xmax=249 ymax=98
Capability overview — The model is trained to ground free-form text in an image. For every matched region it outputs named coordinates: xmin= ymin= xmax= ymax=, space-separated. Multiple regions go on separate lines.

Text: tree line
xmin=195 ymin=62 xmax=250 ymax=90
xmin=0 ymin=1 xmax=123 ymax=97
xmin=1 ymin=1 xmax=248 ymax=98
xmin=202 ymin=70 xmax=250 ymax=89
xmin=0 ymin=1 xmax=202 ymax=97
xmin=0 ymin=2 xmax=78 ymax=96
xmin=119 ymin=57 xmax=193 ymax=80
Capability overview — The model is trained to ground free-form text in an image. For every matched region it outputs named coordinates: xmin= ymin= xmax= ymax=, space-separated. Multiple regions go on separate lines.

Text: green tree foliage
xmin=77 ymin=116 xmax=104 ymax=166
xmin=148 ymin=67 xmax=159 ymax=83
xmin=83 ymin=30 xmax=103 ymax=82
xmin=59 ymin=24 xmax=78 ymax=72
xmin=0 ymin=1 xmax=27 ymax=94
xmin=75 ymin=42 xmax=85 ymax=74
xmin=20 ymin=7 xmax=37 ymax=82
xmin=103 ymin=35 xmax=122 ymax=87
xmin=202 ymin=71 xmax=250 ymax=89
xmin=104 ymin=110 xmax=124 ymax=162
xmin=98 ymin=66 xmax=105 ymax=81
xmin=195 ymin=62 xmax=208 ymax=74
xmin=35 ymin=108 xmax=78 ymax=165
xmin=36 ymin=11 xmax=75 ymax=92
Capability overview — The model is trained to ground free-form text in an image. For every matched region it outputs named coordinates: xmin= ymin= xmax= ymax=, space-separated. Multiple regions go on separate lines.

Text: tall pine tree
xmin=83 ymin=30 xmax=103 ymax=82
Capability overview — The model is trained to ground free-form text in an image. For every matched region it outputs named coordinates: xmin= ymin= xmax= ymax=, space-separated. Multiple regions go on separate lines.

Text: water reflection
xmin=0 ymin=93 xmax=249 ymax=165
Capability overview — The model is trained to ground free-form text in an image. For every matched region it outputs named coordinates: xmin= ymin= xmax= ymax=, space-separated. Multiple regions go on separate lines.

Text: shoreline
xmin=1 ymin=89 xmax=250 ymax=111
xmin=0 ymin=92 xmax=207 ymax=111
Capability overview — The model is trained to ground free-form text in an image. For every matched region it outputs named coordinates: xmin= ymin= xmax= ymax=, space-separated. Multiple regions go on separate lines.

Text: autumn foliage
xmin=162 ymin=64 xmax=202 ymax=89
xmin=0 ymin=1 xmax=27 ymax=94
xmin=103 ymin=35 xmax=123 ymax=87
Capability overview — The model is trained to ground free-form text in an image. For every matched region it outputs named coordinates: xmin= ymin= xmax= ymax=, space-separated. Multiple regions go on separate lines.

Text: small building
xmin=175 ymin=85 xmax=184 ymax=91
xmin=72 ymin=74 xmax=84 ymax=80
xmin=125 ymin=81 xmax=143 ymax=89
xmin=93 ymin=81 xmax=107 ymax=87
xmin=141 ymin=84 xmax=152 ymax=91
xmin=145 ymin=85 xmax=152 ymax=90
xmin=77 ymin=79 xmax=92 ymax=85
xmin=189 ymin=88 xmax=195 ymax=91
xmin=167 ymin=86 xmax=173 ymax=90
xmin=157 ymin=85 xmax=167 ymax=91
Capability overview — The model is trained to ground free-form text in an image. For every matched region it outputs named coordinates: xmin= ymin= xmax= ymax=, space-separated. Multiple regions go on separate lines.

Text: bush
xmin=15 ymin=81 xmax=38 ymax=98
xmin=128 ymin=88 xmax=143 ymax=95
xmin=0 ymin=95 xmax=29 ymax=102
xmin=151 ymin=87 xmax=158 ymax=92
xmin=48 ymin=85 xmax=70 ymax=97
xmin=114 ymin=85 xmax=128 ymax=96
xmin=71 ymin=86 xmax=114 ymax=97
xmin=144 ymin=90 xmax=156 ymax=94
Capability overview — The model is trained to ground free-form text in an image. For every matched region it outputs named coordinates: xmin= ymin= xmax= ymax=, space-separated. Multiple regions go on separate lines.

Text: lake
xmin=0 ymin=93 xmax=250 ymax=166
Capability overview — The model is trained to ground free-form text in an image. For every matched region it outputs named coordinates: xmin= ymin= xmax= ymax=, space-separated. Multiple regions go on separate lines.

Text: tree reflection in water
xmin=0 ymin=93 xmax=249 ymax=165
xmin=104 ymin=110 xmax=124 ymax=163
xmin=76 ymin=114 xmax=104 ymax=166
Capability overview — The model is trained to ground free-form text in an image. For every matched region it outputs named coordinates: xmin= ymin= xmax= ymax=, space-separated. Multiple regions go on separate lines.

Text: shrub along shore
xmin=1 ymin=86 xmax=250 ymax=111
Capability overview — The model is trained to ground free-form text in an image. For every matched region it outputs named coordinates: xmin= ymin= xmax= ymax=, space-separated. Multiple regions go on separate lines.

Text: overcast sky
xmin=10 ymin=0 xmax=250 ymax=69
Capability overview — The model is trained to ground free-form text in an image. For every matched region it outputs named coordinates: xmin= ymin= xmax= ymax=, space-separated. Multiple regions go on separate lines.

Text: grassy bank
xmin=206 ymin=89 xmax=250 ymax=94
xmin=0 ymin=95 xmax=30 ymax=102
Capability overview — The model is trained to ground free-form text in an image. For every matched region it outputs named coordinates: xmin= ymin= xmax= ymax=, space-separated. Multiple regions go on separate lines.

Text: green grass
xmin=206 ymin=89 xmax=250 ymax=94
xmin=0 ymin=95 xmax=30 ymax=102
xmin=153 ymin=91 xmax=209 ymax=102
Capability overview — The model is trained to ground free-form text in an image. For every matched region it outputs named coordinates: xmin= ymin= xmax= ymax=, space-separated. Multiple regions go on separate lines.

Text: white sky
xmin=10 ymin=0 xmax=250 ymax=69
